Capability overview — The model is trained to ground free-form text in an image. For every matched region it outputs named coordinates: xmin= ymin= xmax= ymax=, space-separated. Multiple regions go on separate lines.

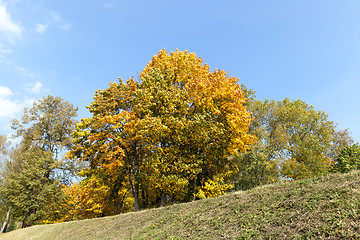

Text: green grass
xmin=1 ymin=171 xmax=360 ymax=239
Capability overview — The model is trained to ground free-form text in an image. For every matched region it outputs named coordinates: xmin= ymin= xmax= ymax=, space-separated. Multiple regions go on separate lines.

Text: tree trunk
xmin=1 ymin=209 xmax=10 ymax=233
xmin=160 ymin=192 xmax=166 ymax=207
xmin=192 ymin=173 xmax=197 ymax=201
xmin=128 ymin=171 xmax=140 ymax=211
xmin=134 ymin=183 xmax=140 ymax=211
xmin=142 ymin=189 xmax=148 ymax=209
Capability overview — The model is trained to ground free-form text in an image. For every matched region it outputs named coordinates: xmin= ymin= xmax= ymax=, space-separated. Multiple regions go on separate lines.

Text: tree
xmin=232 ymin=92 xmax=280 ymax=190
xmin=11 ymin=95 xmax=78 ymax=183
xmin=332 ymin=143 xmax=360 ymax=173
xmin=234 ymin=96 xmax=353 ymax=183
xmin=70 ymin=49 xmax=256 ymax=212
xmin=1 ymin=143 xmax=65 ymax=227
xmin=0 ymin=135 xmax=11 ymax=233
xmin=0 ymin=209 xmax=10 ymax=233
xmin=274 ymin=99 xmax=351 ymax=179
xmin=1 ymin=95 xmax=78 ymax=227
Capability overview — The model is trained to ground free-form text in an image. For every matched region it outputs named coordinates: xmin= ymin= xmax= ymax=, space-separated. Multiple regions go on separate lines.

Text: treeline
xmin=0 ymin=50 xmax=359 ymax=230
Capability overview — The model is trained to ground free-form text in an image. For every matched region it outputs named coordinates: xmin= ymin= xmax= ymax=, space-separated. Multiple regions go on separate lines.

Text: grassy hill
xmin=1 ymin=171 xmax=360 ymax=240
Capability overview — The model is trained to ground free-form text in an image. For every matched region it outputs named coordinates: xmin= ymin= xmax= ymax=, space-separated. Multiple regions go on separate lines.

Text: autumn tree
xmin=70 ymin=49 xmax=256 ymax=212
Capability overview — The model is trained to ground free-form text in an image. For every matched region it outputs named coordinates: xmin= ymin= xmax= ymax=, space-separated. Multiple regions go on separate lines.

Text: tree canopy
xmin=1 ymin=95 xmax=78 ymax=228
xmin=70 ymin=49 xmax=256 ymax=212
xmin=233 ymin=96 xmax=353 ymax=189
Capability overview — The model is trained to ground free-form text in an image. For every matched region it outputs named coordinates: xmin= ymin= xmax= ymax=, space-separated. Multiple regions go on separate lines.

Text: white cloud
xmin=0 ymin=86 xmax=36 ymax=138
xmin=0 ymin=86 xmax=13 ymax=98
xmin=0 ymin=86 xmax=34 ymax=119
xmin=26 ymin=81 xmax=47 ymax=94
xmin=50 ymin=11 xmax=62 ymax=23
xmin=60 ymin=23 xmax=72 ymax=30
xmin=36 ymin=11 xmax=71 ymax=34
xmin=104 ymin=2 xmax=113 ymax=8
xmin=0 ymin=2 xmax=21 ymax=66
xmin=13 ymin=64 xmax=40 ymax=78
xmin=29 ymin=81 xmax=42 ymax=93
xmin=0 ymin=3 xmax=22 ymax=44
xmin=0 ymin=87 xmax=34 ymax=118
xmin=0 ymin=95 xmax=22 ymax=118
xmin=0 ymin=44 xmax=12 ymax=55
xmin=36 ymin=23 xmax=48 ymax=34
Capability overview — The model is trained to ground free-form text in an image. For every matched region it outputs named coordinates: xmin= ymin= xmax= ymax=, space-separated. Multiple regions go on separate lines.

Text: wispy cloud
xmin=104 ymin=2 xmax=114 ymax=8
xmin=36 ymin=11 xmax=72 ymax=34
xmin=0 ymin=86 xmax=13 ymax=98
xmin=60 ymin=23 xmax=72 ymax=30
xmin=0 ymin=3 xmax=22 ymax=42
xmin=26 ymin=81 xmax=48 ymax=94
xmin=36 ymin=23 xmax=47 ymax=34
xmin=50 ymin=11 xmax=62 ymax=23
xmin=0 ymin=86 xmax=34 ymax=119
xmin=0 ymin=42 xmax=12 ymax=58
xmin=0 ymin=1 xmax=22 ymax=62
xmin=13 ymin=64 xmax=40 ymax=79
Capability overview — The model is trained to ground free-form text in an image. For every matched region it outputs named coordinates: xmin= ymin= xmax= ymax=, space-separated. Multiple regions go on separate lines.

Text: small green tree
xmin=333 ymin=144 xmax=360 ymax=173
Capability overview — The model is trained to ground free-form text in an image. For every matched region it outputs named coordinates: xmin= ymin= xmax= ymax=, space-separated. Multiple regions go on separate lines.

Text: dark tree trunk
xmin=192 ymin=173 xmax=197 ymax=201
xmin=142 ymin=189 xmax=148 ymax=209
xmin=1 ymin=209 xmax=10 ymax=233
xmin=134 ymin=183 xmax=140 ymax=211
xmin=21 ymin=209 xmax=34 ymax=228
xmin=160 ymin=192 xmax=166 ymax=207
xmin=128 ymin=171 xmax=140 ymax=211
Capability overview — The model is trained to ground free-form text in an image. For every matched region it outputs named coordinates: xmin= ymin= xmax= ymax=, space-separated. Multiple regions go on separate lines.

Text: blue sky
xmin=0 ymin=0 xmax=359 ymax=142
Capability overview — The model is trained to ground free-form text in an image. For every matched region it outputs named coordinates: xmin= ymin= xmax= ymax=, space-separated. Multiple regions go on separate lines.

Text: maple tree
xmin=70 ymin=49 xmax=256 ymax=211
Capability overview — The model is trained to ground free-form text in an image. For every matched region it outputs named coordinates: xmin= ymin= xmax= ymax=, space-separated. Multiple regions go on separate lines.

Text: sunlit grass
xmin=1 ymin=171 xmax=360 ymax=239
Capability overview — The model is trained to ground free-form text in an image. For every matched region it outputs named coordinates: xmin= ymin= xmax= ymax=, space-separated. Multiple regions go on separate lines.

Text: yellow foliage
xmin=60 ymin=178 xmax=113 ymax=221
xmin=69 ymin=49 xmax=256 ymax=212
xmin=196 ymin=174 xmax=234 ymax=199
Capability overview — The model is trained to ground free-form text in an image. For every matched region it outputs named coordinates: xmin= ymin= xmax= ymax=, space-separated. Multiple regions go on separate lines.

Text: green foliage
xmin=1 ymin=144 xmax=65 ymax=227
xmin=333 ymin=143 xmax=360 ymax=173
xmin=234 ymin=96 xmax=353 ymax=185
xmin=11 ymin=95 xmax=78 ymax=155
xmin=0 ymin=95 xmax=78 ymax=227
xmin=273 ymin=98 xmax=350 ymax=179
xmin=233 ymin=94 xmax=280 ymax=190
xmin=10 ymin=95 xmax=78 ymax=184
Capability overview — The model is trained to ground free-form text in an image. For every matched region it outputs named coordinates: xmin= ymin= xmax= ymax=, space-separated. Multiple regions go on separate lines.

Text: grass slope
xmin=1 ymin=171 xmax=360 ymax=240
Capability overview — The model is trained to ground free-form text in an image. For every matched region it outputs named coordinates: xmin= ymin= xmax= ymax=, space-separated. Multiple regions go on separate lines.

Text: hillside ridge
xmin=1 ymin=171 xmax=360 ymax=239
